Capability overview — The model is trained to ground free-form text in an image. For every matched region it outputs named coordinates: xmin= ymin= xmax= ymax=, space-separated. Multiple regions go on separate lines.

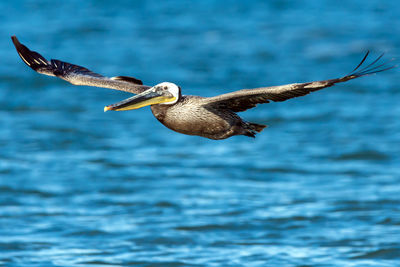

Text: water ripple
xmin=1 ymin=0 xmax=399 ymax=266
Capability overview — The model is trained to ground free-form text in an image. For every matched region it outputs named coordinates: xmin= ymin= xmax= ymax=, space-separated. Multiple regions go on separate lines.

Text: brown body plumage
xmin=151 ymin=95 xmax=266 ymax=139
xmin=11 ymin=36 xmax=395 ymax=140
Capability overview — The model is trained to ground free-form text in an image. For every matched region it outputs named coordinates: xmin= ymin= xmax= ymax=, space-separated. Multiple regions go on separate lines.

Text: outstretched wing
xmin=204 ymin=52 xmax=396 ymax=112
xmin=12 ymin=36 xmax=150 ymax=94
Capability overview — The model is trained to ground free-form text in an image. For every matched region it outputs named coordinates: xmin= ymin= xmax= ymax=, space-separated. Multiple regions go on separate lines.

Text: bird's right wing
xmin=11 ymin=36 xmax=150 ymax=94
xmin=204 ymin=52 xmax=395 ymax=112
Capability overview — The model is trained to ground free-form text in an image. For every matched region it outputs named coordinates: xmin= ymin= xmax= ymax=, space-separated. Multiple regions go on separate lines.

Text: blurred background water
xmin=1 ymin=0 xmax=400 ymax=266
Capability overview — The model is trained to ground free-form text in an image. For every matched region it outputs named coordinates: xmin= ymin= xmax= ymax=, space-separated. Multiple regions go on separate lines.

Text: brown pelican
xmin=11 ymin=36 xmax=395 ymax=140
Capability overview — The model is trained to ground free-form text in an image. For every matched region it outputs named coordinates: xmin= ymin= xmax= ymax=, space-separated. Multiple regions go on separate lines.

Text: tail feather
xmin=250 ymin=122 xmax=267 ymax=133
xmin=244 ymin=122 xmax=267 ymax=138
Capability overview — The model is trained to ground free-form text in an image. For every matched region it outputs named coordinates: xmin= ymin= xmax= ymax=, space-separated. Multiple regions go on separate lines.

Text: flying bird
xmin=11 ymin=36 xmax=395 ymax=140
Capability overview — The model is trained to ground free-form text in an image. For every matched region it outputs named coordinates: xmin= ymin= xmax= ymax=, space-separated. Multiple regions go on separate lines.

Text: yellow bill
xmin=104 ymin=87 xmax=176 ymax=112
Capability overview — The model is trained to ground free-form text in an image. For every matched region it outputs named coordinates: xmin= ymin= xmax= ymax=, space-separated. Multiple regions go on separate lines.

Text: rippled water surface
xmin=1 ymin=0 xmax=400 ymax=266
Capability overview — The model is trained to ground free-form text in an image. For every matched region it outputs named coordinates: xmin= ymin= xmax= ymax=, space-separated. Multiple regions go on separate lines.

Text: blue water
xmin=1 ymin=0 xmax=400 ymax=266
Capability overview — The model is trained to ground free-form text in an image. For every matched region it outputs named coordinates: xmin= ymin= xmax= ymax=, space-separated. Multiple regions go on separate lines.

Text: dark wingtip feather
xmin=11 ymin=36 xmax=26 ymax=56
xmin=348 ymin=50 xmax=369 ymax=74
xmin=11 ymin=35 xmax=50 ymax=71
xmin=11 ymin=35 xmax=18 ymax=45
xmin=346 ymin=51 xmax=396 ymax=79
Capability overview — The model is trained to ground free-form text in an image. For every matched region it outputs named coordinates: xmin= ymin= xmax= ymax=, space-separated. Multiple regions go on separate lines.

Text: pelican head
xmin=104 ymin=82 xmax=181 ymax=112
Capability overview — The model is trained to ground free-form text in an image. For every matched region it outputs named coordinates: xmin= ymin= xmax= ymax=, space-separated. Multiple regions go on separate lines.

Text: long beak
xmin=104 ymin=87 xmax=175 ymax=112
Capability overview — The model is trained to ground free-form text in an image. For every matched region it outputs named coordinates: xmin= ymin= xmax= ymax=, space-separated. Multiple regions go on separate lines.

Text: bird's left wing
xmin=204 ymin=52 xmax=395 ymax=112
xmin=12 ymin=36 xmax=150 ymax=94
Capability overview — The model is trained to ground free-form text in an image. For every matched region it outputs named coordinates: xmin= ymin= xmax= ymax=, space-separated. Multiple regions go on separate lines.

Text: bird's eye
xmin=164 ymin=86 xmax=168 ymax=89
